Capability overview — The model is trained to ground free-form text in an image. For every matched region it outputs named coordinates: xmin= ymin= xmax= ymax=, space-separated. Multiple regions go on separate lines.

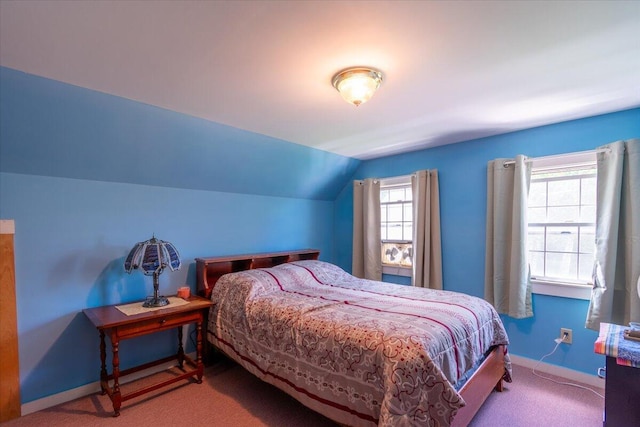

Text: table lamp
xmin=124 ymin=236 xmax=181 ymax=307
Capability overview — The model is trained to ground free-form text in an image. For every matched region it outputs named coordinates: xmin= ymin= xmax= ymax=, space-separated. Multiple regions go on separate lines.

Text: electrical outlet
xmin=560 ymin=328 xmax=573 ymax=344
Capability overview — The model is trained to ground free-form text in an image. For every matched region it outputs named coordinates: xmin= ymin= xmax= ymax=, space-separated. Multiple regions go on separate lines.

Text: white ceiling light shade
xmin=332 ymin=67 xmax=383 ymax=107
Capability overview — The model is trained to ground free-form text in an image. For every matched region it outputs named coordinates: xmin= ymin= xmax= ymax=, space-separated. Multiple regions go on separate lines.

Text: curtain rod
xmin=359 ymin=171 xmax=436 ymax=186
xmin=380 ymin=173 xmax=414 ymax=181
xmin=355 ymin=174 xmax=415 ymax=187
xmin=502 ymin=147 xmax=610 ymax=166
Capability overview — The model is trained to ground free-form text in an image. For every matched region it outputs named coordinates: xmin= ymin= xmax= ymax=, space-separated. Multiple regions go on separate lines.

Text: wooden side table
xmin=603 ymin=355 xmax=640 ymax=427
xmin=594 ymin=322 xmax=640 ymax=427
xmin=83 ymin=295 xmax=213 ymax=416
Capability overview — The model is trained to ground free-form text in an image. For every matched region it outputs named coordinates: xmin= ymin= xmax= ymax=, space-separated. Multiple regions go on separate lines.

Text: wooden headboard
xmin=195 ymin=249 xmax=320 ymax=299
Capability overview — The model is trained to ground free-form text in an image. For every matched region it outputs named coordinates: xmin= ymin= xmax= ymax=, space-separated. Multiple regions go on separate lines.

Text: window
xmin=380 ymin=176 xmax=412 ymax=276
xmin=527 ymin=152 xmax=596 ymax=299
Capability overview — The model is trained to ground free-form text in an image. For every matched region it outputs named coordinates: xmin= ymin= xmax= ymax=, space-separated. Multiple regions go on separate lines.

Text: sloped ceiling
xmin=1 ymin=1 xmax=639 ymax=159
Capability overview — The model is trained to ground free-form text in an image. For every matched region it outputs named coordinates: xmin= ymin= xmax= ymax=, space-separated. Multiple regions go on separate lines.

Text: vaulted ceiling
xmin=1 ymin=1 xmax=638 ymax=159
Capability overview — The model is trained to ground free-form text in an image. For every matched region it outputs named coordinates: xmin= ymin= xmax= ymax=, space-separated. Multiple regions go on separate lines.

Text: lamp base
xmin=143 ymin=296 xmax=170 ymax=308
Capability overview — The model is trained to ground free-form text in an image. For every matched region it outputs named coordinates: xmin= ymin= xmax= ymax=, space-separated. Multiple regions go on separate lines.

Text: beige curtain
xmin=411 ymin=170 xmax=443 ymax=289
xmin=586 ymin=139 xmax=640 ymax=330
xmin=485 ymin=155 xmax=533 ymax=318
xmin=352 ymin=179 xmax=382 ymax=280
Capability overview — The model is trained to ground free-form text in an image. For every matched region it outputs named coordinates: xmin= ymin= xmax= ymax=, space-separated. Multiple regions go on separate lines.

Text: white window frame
xmin=380 ymin=176 xmax=413 ymax=277
xmin=528 ymin=151 xmax=596 ymax=300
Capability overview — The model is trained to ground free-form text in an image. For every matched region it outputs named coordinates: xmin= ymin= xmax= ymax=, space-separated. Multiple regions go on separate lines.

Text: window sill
xmin=382 ymin=265 xmax=412 ymax=277
xmin=531 ymin=279 xmax=592 ymax=300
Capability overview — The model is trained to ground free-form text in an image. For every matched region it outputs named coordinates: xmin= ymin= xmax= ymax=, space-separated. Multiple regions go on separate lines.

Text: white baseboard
xmin=21 ymin=352 xmax=197 ymax=416
xmin=510 ymin=354 xmax=605 ymax=390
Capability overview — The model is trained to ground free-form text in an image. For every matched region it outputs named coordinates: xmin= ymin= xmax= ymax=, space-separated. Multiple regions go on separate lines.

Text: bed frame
xmin=195 ymin=249 xmax=505 ymax=427
xmin=196 ymin=249 xmax=321 ymax=300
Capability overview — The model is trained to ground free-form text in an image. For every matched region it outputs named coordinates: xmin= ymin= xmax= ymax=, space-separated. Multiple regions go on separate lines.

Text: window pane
xmin=388 ymin=204 xmax=402 ymax=221
xmin=380 ymin=205 xmax=387 ymax=222
xmin=404 ymin=188 xmax=413 ymax=201
xmin=380 ymin=189 xmax=389 ymax=203
xmin=528 ymin=226 xmax=545 ymax=251
xmin=546 ymin=227 xmax=578 ymax=252
xmin=380 ymin=225 xmax=387 ymax=240
xmin=403 ymin=223 xmax=412 ymax=241
xmin=529 ymin=182 xmax=547 ymax=207
xmin=581 ymin=205 xmax=596 ymax=223
xmin=579 ymin=226 xmax=595 ymax=254
xmin=404 ymin=203 xmax=412 ymax=222
xmin=581 ymin=177 xmax=596 ymax=206
xmin=529 ymin=251 xmax=545 ymax=277
xmin=546 ymin=252 xmax=577 ymax=280
xmin=528 ymin=207 xmax=547 ymax=223
xmin=387 ymin=223 xmax=403 ymax=240
xmin=548 ymin=180 xmax=579 ymax=206
xmin=547 ymin=206 xmax=580 ymax=223
xmin=389 ymin=188 xmax=405 ymax=202
xmin=578 ymin=253 xmax=594 ymax=282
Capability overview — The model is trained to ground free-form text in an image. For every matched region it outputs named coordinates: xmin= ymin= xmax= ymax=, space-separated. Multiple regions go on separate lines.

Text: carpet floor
xmin=1 ymin=360 xmax=604 ymax=427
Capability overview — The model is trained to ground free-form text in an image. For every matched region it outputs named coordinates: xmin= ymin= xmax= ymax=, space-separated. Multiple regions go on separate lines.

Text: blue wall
xmin=0 ymin=67 xmax=359 ymax=403
xmin=334 ymin=108 xmax=640 ymax=376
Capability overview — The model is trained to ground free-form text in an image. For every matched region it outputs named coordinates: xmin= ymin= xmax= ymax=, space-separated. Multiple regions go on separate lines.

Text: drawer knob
xmin=159 ymin=319 xmax=166 ymax=325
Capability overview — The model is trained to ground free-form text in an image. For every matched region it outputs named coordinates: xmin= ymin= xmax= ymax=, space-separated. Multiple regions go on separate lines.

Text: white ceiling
xmin=1 ymin=1 xmax=639 ymax=160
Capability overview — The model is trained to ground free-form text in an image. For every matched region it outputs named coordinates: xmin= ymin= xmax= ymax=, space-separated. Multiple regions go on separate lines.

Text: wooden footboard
xmin=450 ymin=345 xmax=506 ymax=427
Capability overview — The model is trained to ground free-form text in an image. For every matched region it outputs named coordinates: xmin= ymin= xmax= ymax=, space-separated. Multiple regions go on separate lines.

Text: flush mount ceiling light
xmin=332 ymin=67 xmax=383 ymax=107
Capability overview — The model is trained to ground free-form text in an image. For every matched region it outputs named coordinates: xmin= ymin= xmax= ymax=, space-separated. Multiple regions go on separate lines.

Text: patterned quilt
xmin=208 ymin=261 xmax=511 ymax=427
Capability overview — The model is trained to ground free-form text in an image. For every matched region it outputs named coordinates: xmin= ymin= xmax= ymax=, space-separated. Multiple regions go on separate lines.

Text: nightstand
xmin=83 ymin=295 xmax=213 ymax=416
xmin=594 ymin=322 xmax=640 ymax=427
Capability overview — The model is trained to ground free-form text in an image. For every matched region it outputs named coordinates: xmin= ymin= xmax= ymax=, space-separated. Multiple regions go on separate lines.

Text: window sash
xmin=527 ymin=161 xmax=596 ymax=286
xmin=380 ymin=181 xmax=412 ymax=268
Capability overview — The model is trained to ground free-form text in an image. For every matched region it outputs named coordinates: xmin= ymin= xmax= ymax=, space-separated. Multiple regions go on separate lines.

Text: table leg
xmin=99 ymin=330 xmax=107 ymax=395
xmin=196 ymin=318 xmax=204 ymax=383
xmin=111 ymin=335 xmax=121 ymax=417
xmin=177 ymin=326 xmax=185 ymax=369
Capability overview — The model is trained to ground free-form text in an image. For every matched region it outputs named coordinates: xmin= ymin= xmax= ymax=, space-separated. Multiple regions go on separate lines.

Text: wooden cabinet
xmin=603 ymin=356 xmax=640 ymax=427
xmin=595 ymin=323 xmax=640 ymax=427
xmin=0 ymin=220 xmax=20 ymax=422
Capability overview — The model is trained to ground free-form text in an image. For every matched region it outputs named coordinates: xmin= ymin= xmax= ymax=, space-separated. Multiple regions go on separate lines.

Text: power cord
xmin=532 ymin=334 xmax=604 ymax=399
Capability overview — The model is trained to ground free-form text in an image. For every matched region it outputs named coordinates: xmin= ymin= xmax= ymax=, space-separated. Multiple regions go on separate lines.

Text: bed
xmin=196 ymin=250 xmax=511 ymax=427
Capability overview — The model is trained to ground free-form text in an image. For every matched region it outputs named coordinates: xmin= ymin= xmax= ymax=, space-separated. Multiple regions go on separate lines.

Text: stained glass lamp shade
xmin=124 ymin=236 xmax=181 ymax=307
